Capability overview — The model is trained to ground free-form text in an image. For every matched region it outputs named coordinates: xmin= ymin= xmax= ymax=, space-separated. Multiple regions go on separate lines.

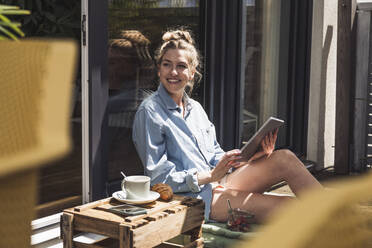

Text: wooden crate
xmin=60 ymin=195 xmax=205 ymax=248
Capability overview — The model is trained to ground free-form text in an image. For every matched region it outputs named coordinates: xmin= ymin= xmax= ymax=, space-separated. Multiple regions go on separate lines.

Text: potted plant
xmin=0 ymin=4 xmax=29 ymax=40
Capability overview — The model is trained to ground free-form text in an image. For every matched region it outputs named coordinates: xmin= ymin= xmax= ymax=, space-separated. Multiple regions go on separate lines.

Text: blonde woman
xmin=133 ymin=29 xmax=322 ymax=223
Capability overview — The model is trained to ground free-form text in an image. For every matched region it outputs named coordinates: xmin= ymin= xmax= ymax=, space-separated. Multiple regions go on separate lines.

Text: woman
xmin=132 ymin=29 xmax=322 ymax=223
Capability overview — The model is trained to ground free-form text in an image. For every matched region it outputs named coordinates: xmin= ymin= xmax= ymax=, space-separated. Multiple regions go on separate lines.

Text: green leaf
xmin=57 ymin=10 xmax=74 ymax=23
xmin=0 ymin=4 xmax=29 ymax=40
xmin=0 ymin=21 xmax=21 ymax=27
xmin=0 ymin=21 xmax=25 ymax=37
xmin=44 ymin=12 xmax=56 ymax=22
xmin=0 ymin=25 xmax=18 ymax=40
xmin=0 ymin=5 xmax=20 ymax=10
xmin=1 ymin=10 xmax=30 ymax=15
xmin=0 ymin=14 xmax=12 ymax=24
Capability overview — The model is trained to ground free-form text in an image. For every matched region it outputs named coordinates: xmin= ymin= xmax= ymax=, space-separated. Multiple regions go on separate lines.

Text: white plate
xmin=112 ymin=190 xmax=160 ymax=204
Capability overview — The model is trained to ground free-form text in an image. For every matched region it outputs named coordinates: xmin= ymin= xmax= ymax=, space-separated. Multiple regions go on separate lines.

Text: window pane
xmin=106 ymin=0 xmax=200 ymax=193
xmin=27 ymin=0 xmax=82 ymax=217
xmin=242 ymin=0 xmax=289 ymax=146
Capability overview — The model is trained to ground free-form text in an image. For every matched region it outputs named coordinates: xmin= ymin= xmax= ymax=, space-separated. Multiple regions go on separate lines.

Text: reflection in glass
xmin=106 ymin=0 xmax=200 ymax=193
xmin=38 ymin=72 xmax=82 ymax=218
xmin=242 ymin=0 xmax=289 ymax=146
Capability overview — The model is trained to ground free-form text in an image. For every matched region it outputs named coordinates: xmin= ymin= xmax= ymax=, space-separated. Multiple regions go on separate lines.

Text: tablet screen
xmin=239 ymin=117 xmax=284 ymax=161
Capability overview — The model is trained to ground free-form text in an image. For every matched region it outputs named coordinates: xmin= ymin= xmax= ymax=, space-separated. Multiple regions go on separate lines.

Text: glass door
xmin=241 ymin=0 xmax=290 ymax=148
xmin=106 ymin=0 xmax=202 ymax=195
xmin=240 ymin=0 xmax=312 ymax=156
xmin=85 ymin=0 xmax=202 ymax=200
xmin=84 ymin=0 xmax=312 ymax=201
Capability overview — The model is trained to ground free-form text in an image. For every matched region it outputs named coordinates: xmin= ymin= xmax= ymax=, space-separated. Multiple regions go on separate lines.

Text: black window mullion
xmin=88 ymin=0 xmax=108 ymax=201
xmin=286 ymin=0 xmax=313 ymax=157
xmin=203 ymin=0 xmax=244 ymax=151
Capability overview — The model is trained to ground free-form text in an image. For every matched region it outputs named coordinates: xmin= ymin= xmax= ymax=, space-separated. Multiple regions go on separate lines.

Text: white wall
xmin=259 ymin=0 xmax=281 ymax=123
xmin=307 ymin=0 xmax=338 ymax=168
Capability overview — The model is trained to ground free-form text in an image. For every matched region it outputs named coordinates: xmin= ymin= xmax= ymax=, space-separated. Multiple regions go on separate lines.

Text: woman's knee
xmin=270 ymin=149 xmax=300 ymax=169
xmin=271 ymin=149 xmax=296 ymax=161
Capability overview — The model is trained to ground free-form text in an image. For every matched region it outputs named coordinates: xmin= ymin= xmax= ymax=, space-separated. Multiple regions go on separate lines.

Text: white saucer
xmin=112 ymin=190 xmax=160 ymax=204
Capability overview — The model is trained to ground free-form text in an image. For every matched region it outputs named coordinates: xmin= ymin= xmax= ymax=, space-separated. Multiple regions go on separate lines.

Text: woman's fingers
xmin=268 ymin=129 xmax=277 ymax=154
xmin=261 ymin=139 xmax=267 ymax=151
xmin=231 ymin=161 xmax=246 ymax=168
xmin=265 ymin=134 xmax=270 ymax=147
xmin=269 ymin=128 xmax=278 ymax=145
xmin=248 ymin=150 xmax=266 ymax=162
xmin=212 ymin=149 xmax=244 ymax=182
xmin=272 ymin=128 xmax=278 ymax=144
xmin=221 ymin=150 xmax=241 ymax=163
xmin=224 ymin=155 xmax=243 ymax=166
xmin=249 ymin=129 xmax=279 ymax=163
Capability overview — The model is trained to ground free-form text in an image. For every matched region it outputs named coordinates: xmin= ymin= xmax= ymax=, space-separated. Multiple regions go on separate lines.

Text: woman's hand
xmin=197 ymin=149 xmax=242 ymax=185
xmin=248 ymin=128 xmax=278 ymax=163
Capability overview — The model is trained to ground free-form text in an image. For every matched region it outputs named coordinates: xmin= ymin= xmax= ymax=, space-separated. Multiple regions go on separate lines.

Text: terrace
xmin=1 ymin=0 xmax=372 ymax=247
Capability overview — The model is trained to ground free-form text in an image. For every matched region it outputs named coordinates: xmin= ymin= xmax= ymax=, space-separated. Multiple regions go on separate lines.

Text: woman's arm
xmin=133 ymin=108 xmax=204 ymax=193
xmin=198 ymin=120 xmax=241 ymax=183
xmin=197 ymin=149 xmax=242 ymax=185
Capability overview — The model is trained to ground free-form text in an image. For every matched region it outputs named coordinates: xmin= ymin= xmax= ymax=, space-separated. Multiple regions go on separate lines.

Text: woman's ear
xmin=189 ymin=69 xmax=195 ymax=81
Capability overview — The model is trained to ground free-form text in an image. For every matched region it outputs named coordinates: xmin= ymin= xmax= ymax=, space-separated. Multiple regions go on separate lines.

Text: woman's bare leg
xmin=209 ymin=149 xmax=322 ymax=223
xmin=225 ymin=149 xmax=322 ymax=195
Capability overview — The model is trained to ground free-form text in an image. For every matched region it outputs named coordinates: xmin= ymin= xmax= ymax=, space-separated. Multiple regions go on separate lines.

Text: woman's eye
xmin=177 ymin=64 xmax=187 ymax=69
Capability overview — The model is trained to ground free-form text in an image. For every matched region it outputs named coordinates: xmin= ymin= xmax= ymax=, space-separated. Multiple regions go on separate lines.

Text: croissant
xmin=151 ymin=183 xmax=173 ymax=201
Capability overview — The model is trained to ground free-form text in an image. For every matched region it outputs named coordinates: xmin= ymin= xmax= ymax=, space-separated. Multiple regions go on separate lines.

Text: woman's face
xmin=158 ymin=48 xmax=195 ymax=101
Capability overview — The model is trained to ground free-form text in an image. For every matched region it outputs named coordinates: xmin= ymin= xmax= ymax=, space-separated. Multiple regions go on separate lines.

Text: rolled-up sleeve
xmin=133 ymin=108 xmax=201 ymax=193
xmin=208 ymin=124 xmax=225 ymax=167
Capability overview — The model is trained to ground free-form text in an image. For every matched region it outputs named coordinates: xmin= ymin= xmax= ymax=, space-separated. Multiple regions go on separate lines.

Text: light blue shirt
xmin=132 ymin=84 xmax=225 ymax=220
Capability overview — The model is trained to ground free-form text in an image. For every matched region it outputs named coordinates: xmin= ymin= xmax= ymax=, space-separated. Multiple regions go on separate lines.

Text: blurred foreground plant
xmin=0 ymin=0 xmax=80 ymax=39
xmin=0 ymin=4 xmax=29 ymax=40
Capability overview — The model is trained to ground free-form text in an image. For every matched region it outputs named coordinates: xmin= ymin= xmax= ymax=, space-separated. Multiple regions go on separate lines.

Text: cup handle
xmin=121 ymin=180 xmax=145 ymax=199
xmin=121 ymin=180 xmax=131 ymax=198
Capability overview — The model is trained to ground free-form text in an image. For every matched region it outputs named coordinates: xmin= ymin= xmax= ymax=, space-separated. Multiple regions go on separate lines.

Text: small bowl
xmin=227 ymin=208 xmax=255 ymax=232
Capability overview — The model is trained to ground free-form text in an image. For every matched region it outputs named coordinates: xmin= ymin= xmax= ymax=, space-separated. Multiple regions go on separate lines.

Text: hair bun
xmin=120 ymin=30 xmax=150 ymax=46
xmin=162 ymin=30 xmax=194 ymax=45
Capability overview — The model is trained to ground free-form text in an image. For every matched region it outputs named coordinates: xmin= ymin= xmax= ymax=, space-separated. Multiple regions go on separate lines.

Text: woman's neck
xmin=170 ymin=94 xmax=183 ymax=107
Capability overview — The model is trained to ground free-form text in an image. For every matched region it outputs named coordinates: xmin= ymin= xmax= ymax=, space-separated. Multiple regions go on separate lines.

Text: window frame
xmin=202 ymin=0 xmax=313 ymax=155
xmin=84 ymin=0 xmax=313 ymax=201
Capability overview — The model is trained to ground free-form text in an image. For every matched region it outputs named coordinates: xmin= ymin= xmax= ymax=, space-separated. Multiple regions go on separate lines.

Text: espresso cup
xmin=121 ymin=175 xmax=151 ymax=200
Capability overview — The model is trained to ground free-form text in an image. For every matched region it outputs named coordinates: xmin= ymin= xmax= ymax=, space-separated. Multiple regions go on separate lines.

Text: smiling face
xmin=158 ymin=48 xmax=195 ymax=104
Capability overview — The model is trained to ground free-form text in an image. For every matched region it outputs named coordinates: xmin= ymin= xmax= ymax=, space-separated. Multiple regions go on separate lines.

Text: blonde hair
xmin=109 ymin=30 xmax=152 ymax=62
xmin=155 ymin=29 xmax=202 ymax=94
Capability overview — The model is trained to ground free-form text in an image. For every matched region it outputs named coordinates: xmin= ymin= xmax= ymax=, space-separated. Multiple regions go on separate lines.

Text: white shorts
xmin=219 ymin=174 xmax=228 ymax=185
xmin=211 ymin=174 xmax=229 ymax=189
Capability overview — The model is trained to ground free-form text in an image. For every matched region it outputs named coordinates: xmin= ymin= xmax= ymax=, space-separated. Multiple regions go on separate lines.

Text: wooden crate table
xmin=60 ymin=195 xmax=205 ymax=248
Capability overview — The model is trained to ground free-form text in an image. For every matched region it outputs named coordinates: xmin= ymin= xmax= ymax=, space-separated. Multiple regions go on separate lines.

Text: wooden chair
xmin=237 ymin=172 xmax=372 ymax=248
xmin=0 ymin=40 xmax=77 ymax=248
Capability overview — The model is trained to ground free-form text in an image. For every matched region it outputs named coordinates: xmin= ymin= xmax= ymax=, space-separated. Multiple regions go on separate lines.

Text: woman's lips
xmin=167 ymin=79 xmax=180 ymax=84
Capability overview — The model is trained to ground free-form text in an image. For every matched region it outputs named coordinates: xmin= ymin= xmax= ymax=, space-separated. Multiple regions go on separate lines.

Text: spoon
xmin=227 ymin=199 xmax=235 ymax=223
xmin=121 ymin=171 xmax=126 ymax=179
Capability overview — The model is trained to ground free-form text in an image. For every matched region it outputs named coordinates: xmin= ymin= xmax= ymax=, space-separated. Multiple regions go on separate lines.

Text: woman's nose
xmin=170 ymin=67 xmax=177 ymax=76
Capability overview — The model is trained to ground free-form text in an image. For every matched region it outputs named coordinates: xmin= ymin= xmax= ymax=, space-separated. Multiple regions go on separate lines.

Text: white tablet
xmin=239 ymin=117 xmax=285 ymax=161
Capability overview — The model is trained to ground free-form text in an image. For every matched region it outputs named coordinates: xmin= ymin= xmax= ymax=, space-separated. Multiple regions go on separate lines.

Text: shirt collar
xmin=158 ymin=83 xmax=192 ymax=112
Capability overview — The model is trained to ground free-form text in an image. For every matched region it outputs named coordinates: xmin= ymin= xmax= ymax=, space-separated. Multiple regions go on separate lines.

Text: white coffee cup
xmin=121 ymin=175 xmax=151 ymax=200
